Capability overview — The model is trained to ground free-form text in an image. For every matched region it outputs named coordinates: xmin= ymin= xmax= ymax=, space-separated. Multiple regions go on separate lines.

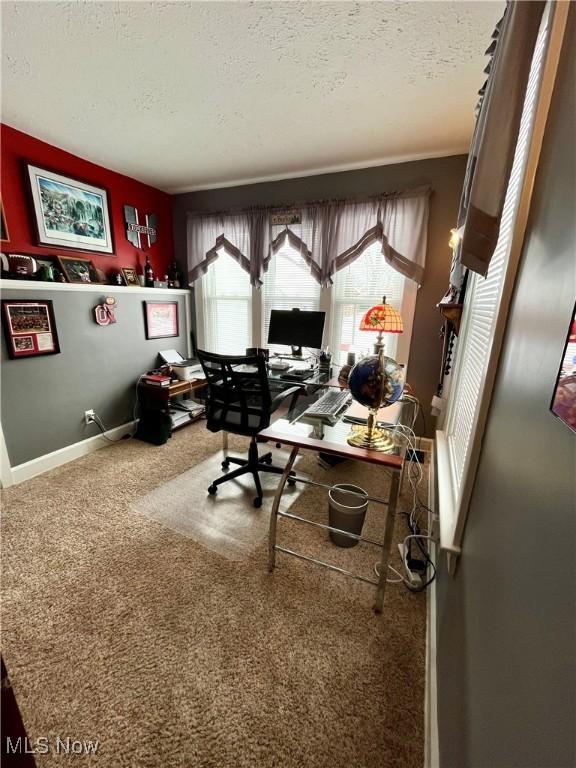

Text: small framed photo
xmin=122 ymin=267 xmax=140 ymax=287
xmin=25 ymin=163 xmax=114 ymax=254
xmin=0 ymin=200 xmax=9 ymax=242
xmin=57 ymin=255 xmax=100 ymax=284
xmin=1 ymin=299 xmax=60 ymax=359
xmin=144 ymin=301 xmax=179 ymax=340
xmin=550 ymin=302 xmax=576 ymax=433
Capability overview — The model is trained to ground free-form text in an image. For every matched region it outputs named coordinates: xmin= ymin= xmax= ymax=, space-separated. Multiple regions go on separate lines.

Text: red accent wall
xmin=0 ymin=124 xmax=173 ymax=278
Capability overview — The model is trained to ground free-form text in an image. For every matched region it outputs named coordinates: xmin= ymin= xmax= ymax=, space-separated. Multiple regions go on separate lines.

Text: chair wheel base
xmin=221 ymin=460 xmax=230 ymax=470
xmin=253 ymin=497 xmax=262 ymax=508
xmin=287 ymin=478 xmax=296 ymax=487
xmin=208 ymin=484 xmax=217 ymax=495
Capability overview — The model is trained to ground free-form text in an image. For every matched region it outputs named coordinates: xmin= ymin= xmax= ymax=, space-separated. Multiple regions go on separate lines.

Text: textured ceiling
xmin=1 ymin=1 xmax=503 ymax=193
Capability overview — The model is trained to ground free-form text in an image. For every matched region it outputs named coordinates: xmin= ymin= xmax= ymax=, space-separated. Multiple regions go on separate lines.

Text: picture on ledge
xmin=550 ymin=302 xmax=576 ymax=433
xmin=57 ymin=255 xmax=100 ymax=284
xmin=144 ymin=301 xmax=179 ymax=340
xmin=1 ymin=299 xmax=60 ymax=359
xmin=122 ymin=267 xmax=140 ymax=287
xmin=0 ymin=200 xmax=9 ymax=242
xmin=25 ymin=163 xmax=114 ymax=254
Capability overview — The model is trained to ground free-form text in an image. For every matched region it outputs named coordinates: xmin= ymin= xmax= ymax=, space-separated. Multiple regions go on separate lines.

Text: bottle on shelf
xmin=144 ymin=255 xmax=154 ymax=287
xmin=168 ymin=260 xmax=181 ymax=289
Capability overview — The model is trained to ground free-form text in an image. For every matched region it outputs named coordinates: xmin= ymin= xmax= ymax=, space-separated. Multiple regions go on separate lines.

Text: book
xmin=142 ymin=374 xmax=171 ymax=387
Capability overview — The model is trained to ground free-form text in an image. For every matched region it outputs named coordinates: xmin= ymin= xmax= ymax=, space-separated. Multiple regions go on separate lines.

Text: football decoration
xmin=1 ymin=253 xmax=38 ymax=279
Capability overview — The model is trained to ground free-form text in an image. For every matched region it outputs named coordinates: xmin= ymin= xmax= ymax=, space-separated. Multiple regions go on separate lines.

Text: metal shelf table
xmin=259 ymin=404 xmax=406 ymax=614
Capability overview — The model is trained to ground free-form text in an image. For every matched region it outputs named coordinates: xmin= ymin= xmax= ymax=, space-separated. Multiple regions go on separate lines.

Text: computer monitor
xmin=267 ymin=309 xmax=325 ymax=356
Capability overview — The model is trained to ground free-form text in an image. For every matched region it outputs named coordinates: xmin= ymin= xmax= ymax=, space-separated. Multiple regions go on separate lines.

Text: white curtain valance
xmin=187 ymin=187 xmax=430 ymax=288
xmin=448 ymin=1 xmax=545 ymax=291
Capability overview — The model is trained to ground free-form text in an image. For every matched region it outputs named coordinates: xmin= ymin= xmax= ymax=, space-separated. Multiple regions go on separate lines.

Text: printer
xmin=159 ymin=349 xmax=203 ymax=381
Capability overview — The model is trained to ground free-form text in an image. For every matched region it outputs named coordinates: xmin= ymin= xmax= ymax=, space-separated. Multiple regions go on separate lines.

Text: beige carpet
xmin=1 ymin=423 xmax=428 ymax=768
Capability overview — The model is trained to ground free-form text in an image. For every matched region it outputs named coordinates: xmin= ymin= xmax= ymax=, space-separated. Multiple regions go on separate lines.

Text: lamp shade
xmin=359 ymin=297 xmax=403 ymax=334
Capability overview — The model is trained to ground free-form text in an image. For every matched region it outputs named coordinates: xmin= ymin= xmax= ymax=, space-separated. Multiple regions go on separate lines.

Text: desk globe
xmin=347 ymin=355 xmax=404 ymax=450
xmin=346 ymin=297 xmax=405 ymax=452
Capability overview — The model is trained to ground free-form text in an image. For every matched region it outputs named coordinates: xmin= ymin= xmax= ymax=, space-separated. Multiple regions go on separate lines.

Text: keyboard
xmin=302 ymin=389 xmax=350 ymax=420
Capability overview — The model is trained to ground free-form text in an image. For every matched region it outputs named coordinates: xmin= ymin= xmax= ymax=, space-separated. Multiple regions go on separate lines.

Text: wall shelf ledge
xmin=0 ymin=279 xmax=190 ymax=295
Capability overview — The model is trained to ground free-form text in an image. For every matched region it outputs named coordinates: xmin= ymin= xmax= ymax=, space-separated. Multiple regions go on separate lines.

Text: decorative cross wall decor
xmin=124 ymin=205 xmax=157 ymax=249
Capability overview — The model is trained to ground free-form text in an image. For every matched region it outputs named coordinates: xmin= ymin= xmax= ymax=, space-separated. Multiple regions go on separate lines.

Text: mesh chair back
xmin=197 ymin=350 xmax=273 ymax=437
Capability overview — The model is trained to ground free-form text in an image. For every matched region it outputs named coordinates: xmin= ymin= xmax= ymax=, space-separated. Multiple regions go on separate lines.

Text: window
xmin=330 ymin=241 xmax=405 ymax=364
xmin=262 ymin=238 xmax=321 ymax=353
xmin=195 ymin=239 xmax=417 ymax=366
xmin=437 ymin=5 xmax=554 ymax=555
xmin=199 ymin=250 xmax=251 ymax=355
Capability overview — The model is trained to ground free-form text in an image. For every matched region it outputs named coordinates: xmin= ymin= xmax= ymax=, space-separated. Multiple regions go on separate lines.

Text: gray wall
xmin=436 ymin=14 xmax=575 ymax=768
xmin=1 ymin=288 xmax=189 ymax=466
xmin=172 ymin=155 xmax=467 ymax=436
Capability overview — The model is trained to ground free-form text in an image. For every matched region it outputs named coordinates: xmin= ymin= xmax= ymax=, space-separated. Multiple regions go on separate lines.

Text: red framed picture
xmin=144 ymin=301 xmax=179 ymax=340
xmin=550 ymin=302 xmax=576 ymax=433
xmin=1 ymin=300 xmax=60 ymax=359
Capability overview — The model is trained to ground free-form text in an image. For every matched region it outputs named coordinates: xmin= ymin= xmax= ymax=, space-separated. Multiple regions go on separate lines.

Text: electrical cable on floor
xmin=91 ymin=414 xmax=130 ymax=443
xmin=370 ymin=402 xmax=437 ymax=592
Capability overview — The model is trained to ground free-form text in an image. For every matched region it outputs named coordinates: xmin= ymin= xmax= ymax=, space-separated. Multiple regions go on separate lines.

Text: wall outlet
xmin=84 ymin=409 xmax=95 ymax=425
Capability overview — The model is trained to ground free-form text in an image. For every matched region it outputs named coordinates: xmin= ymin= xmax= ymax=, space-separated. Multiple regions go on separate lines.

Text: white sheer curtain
xmin=187 ymin=188 xmax=430 ymax=290
xmin=187 ymin=210 xmax=271 ymax=287
xmin=448 ymin=1 xmax=545 ymax=290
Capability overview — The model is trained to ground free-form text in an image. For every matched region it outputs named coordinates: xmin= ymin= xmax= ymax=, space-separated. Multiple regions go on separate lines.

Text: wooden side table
xmin=136 ymin=379 xmax=206 ymax=444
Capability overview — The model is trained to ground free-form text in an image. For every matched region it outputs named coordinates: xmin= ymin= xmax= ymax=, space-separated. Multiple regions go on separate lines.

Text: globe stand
xmin=346 ymin=331 xmax=397 ymax=453
xmin=347 ymin=409 xmax=395 ymax=452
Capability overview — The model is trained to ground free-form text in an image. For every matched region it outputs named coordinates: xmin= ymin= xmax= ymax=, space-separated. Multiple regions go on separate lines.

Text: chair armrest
xmin=271 ymin=385 xmax=304 ymax=413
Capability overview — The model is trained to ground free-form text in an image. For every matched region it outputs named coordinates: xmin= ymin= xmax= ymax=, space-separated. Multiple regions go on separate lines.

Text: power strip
xmin=397 ymin=542 xmax=422 ymax=587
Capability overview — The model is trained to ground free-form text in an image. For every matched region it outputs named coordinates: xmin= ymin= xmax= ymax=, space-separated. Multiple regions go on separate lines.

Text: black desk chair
xmin=197 ymin=350 xmax=302 ymax=508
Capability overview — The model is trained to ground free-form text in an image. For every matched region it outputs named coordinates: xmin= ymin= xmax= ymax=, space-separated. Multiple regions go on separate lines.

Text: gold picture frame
xmin=121 ymin=267 xmax=140 ymax=287
xmin=0 ymin=200 xmax=9 ymax=242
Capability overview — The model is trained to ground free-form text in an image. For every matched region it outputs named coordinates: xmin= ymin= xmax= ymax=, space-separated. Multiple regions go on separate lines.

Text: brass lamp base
xmin=346 ymin=424 xmax=395 ymax=452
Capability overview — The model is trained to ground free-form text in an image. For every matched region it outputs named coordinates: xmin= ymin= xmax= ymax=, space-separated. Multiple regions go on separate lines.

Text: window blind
xmin=201 ymin=249 xmax=252 ymax=355
xmin=331 ymin=241 xmax=405 ymax=364
xmin=262 ymin=227 xmax=321 ymax=352
xmin=441 ymin=7 xmax=550 ymax=542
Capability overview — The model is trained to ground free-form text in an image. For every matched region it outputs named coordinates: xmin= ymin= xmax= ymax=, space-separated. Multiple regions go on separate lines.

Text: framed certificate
xmin=144 ymin=301 xmax=179 ymax=340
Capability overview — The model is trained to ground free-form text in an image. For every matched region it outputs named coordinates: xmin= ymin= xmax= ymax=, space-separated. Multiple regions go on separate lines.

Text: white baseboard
xmin=6 ymin=421 xmax=137 ymax=487
xmin=425 ymin=440 xmax=439 ymax=768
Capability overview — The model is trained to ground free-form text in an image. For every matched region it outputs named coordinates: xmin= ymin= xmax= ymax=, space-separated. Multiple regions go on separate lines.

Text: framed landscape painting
xmin=25 ymin=164 xmax=114 ymax=254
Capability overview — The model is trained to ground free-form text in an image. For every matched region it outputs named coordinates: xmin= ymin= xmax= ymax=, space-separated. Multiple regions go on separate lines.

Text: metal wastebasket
xmin=328 ymin=483 xmax=368 ymax=548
